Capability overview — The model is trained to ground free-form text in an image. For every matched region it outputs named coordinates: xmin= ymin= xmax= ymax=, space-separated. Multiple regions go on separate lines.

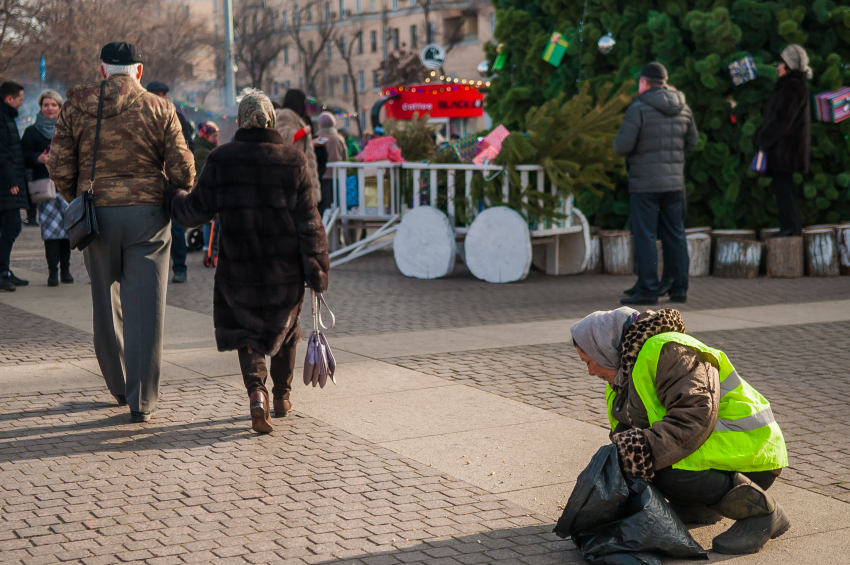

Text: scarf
xmin=33 ymin=111 xmax=57 ymax=140
xmin=236 ymin=87 xmax=275 ymax=130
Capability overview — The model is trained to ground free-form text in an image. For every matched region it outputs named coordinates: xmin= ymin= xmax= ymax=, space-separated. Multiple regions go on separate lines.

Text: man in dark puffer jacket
xmin=614 ymin=62 xmax=698 ymax=306
xmin=0 ymin=81 xmax=30 ymax=291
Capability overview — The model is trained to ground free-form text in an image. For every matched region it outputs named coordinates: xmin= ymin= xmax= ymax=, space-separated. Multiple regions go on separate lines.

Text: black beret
xmin=146 ymin=81 xmax=170 ymax=93
xmin=100 ymin=42 xmax=144 ymax=65
xmin=640 ymin=62 xmax=668 ymax=81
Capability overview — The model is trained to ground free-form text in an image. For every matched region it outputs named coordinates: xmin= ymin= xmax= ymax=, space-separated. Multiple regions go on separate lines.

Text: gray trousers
xmin=83 ymin=206 xmax=171 ymax=413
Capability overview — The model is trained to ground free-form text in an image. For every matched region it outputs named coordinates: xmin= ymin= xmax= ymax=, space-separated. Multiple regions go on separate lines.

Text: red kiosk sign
xmin=382 ymin=84 xmax=485 ymax=120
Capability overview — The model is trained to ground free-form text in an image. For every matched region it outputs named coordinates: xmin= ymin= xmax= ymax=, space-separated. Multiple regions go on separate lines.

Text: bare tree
xmin=0 ymin=0 xmax=45 ymax=74
xmin=381 ymin=50 xmax=427 ymax=85
xmin=30 ymin=0 xmax=210 ymax=88
xmin=285 ymin=0 xmax=336 ymax=97
xmin=333 ymin=21 xmax=365 ymax=135
xmin=233 ymin=1 xmax=288 ymax=89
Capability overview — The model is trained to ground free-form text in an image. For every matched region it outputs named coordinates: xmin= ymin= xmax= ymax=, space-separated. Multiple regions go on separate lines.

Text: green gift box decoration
xmin=542 ymin=32 xmax=568 ymax=67
xmin=493 ymin=52 xmax=507 ymax=71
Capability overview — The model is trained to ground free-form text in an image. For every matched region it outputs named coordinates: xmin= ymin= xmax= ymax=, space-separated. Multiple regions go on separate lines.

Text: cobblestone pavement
xmin=0 ymin=303 xmax=96 ymax=365
xmin=386 ymin=320 xmax=850 ymax=503
xmin=0 ymin=379 xmax=578 ymax=565
xmin=11 ymin=227 xmax=850 ymax=338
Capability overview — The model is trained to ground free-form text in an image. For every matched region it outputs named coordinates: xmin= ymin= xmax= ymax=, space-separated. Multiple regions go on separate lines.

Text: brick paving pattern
xmin=0 ymin=380 xmax=575 ymax=565
xmin=0 ymin=303 xmax=96 ymax=365
xmin=386 ymin=320 xmax=850 ymax=503
xmin=11 ymin=228 xmax=850 ymax=339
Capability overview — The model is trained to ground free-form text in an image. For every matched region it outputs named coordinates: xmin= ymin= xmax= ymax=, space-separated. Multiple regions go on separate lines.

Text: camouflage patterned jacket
xmin=47 ymin=74 xmax=195 ymax=207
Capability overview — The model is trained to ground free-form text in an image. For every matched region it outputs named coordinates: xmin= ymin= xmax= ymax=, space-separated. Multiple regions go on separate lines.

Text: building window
xmin=293 ymin=4 xmax=299 ymax=24
xmin=306 ymin=8 xmax=312 ymax=22
xmin=285 ymin=80 xmax=291 ymax=90
xmin=369 ymin=0 xmax=375 ymax=12
xmin=274 ymin=83 xmax=280 ymax=95
xmin=339 ymin=0 xmax=344 ymax=18
xmin=427 ymin=22 xmax=435 ymax=43
xmin=391 ymin=0 xmax=397 ymax=9
xmin=252 ymin=13 xmax=258 ymax=33
xmin=490 ymin=13 xmax=496 ymax=36
xmin=410 ymin=25 xmax=417 ymax=49
xmin=391 ymin=28 xmax=399 ymax=51
xmin=327 ymin=41 xmax=332 ymax=58
xmin=215 ymin=24 xmax=219 ymax=40
xmin=444 ymin=14 xmax=478 ymax=44
xmin=340 ymin=37 xmax=346 ymax=56
xmin=282 ymin=10 xmax=287 ymax=29
xmin=370 ymin=30 xmax=377 ymax=52
xmin=408 ymin=0 xmax=414 ymax=5
xmin=270 ymin=12 xmax=276 ymax=30
xmin=329 ymin=77 xmax=335 ymax=96
xmin=284 ymin=45 xmax=289 ymax=64
xmin=372 ymin=69 xmax=379 ymax=91
xmin=326 ymin=2 xmax=332 ymax=20
xmin=358 ymin=70 xmax=365 ymax=92
xmin=342 ymin=75 xmax=349 ymax=94
xmin=355 ymin=0 xmax=361 ymax=13
xmin=213 ymin=0 xmax=218 ymax=11
xmin=357 ymin=31 xmax=363 ymax=54
xmin=299 ymin=78 xmax=304 ymax=90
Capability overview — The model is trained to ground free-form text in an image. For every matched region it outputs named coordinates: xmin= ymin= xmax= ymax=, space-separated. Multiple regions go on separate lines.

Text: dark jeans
xmin=772 ymin=172 xmax=802 ymax=235
xmin=26 ymin=203 xmax=37 ymax=224
xmin=238 ymin=344 xmax=297 ymax=400
xmin=44 ymin=239 xmax=71 ymax=273
xmin=653 ymin=466 xmax=780 ymax=507
xmin=0 ymin=208 xmax=23 ymax=274
xmin=170 ymin=222 xmax=187 ymax=274
xmin=630 ymin=191 xmax=688 ymax=298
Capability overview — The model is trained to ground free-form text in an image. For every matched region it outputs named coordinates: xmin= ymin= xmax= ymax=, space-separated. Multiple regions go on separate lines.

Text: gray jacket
xmin=614 ymin=87 xmax=698 ymax=193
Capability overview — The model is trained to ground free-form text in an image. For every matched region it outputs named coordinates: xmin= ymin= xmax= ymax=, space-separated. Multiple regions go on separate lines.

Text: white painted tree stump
xmin=710 ymin=229 xmax=756 ymax=274
xmin=759 ymin=228 xmax=780 ymax=241
xmin=766 ymin=236 xmax=804 ymax=278
xmin=803 ymin=227 xmax=839 ymax=277
xmin=601 ymin=231 xmax=634 ymax=275
xmin=465 ymin=206 xmax=532 ymax=283
xmin=393 ymin=206 xmax=457 ymax=279
xmin=585 ymin=235 xmax=602 ymax=274
xmin=687 ymin=233 xmax=711 ymax=277
xmin=714 ymin=238 xmax=763 ymax=278
xmin=838 ymin=225 xmax=850 ymax=276
xmin=685 ymin=226 xmax=712 ymax=236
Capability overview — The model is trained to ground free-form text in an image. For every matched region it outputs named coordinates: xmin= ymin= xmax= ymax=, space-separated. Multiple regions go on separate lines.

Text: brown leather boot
xmin=249 ymin=391 xmax=273 ymax=433
xmin=273 ymin=397 xmax=292 ymax=418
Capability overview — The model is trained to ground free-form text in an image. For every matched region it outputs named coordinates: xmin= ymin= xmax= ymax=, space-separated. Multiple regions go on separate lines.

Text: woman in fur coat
xmin=165 ymin=89 xmax=330 ymax=434
xmin=757 ymin=44 xmax=812 ymax=237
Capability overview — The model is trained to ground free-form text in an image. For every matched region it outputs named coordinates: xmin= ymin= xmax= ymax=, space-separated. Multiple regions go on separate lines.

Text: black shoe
xmin=0 ymin=277 xmax=15 ymax=292
xmin=657 ymin=279 xmax=672 ymax=297
xmin=669 ymin=293 xmax=687 ymax=303
xmin=48 ymin=271 xmax=59 ymax=287
xmin=6 ymin=271 xmax=28 ymax=286
xmin=712 ymin=504 xmax=791 ymax=554
xmin=114 ymin=395 xmax=127 ymax=406
xmin=60 ymin=270 xmax=74 ymax=284
xmin=620 ymin=295 xmax=658 ymax=305
xmin=171 ymin=271 xmax=187 ymax=283
xmin=23 ymin=220 xmax=39 ymax=227
xmin=623 ymin=283 xmax=638 ymax=296
xmin=130 ymin=411 xmax=152 ymax=423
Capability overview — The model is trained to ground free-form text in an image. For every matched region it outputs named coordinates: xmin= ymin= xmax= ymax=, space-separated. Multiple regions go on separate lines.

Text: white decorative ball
xmin=598 ymin=34 xmax=616 ymax=54
xmin=477 ymin=60 xmax=489 ymax=77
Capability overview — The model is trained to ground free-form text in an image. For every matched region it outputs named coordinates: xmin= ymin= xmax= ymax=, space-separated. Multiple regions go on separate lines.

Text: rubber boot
xmin=710 ymin=474 xmax=791 ymax=554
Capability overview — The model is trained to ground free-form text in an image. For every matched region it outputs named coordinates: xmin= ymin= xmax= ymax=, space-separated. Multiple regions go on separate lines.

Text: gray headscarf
xmin=570 ymin=307 xmax=639 ymax=383
xmin=236 ymin=87 xmax=275 ymax=129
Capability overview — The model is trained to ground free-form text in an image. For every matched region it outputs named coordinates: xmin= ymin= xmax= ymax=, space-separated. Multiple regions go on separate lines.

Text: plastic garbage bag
xmin=553 ymin=445 xmax=708 ymax=565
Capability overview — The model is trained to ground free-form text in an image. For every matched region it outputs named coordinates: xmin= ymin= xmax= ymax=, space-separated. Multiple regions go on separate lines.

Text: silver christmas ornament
xmin=598 ymin=34 xmax=616 ymax=54
xmin=477 ymin=60 xmax=489 ymax=77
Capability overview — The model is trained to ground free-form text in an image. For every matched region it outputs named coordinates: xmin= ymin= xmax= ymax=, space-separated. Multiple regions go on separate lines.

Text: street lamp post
xmin=223 ymin=0 xmax=237 ymax=107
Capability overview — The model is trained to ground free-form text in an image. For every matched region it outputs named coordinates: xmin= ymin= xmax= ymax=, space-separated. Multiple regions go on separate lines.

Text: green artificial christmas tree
xmin=486 ymin=0 xmax=850 ymax=229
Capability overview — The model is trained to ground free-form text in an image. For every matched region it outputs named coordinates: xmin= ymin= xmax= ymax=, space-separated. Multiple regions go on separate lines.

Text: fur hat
xmin=780 ymin=44 xmax=812 ymax=79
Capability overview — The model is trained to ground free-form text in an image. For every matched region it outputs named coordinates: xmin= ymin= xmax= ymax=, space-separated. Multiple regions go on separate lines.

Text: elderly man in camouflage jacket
xmin=48 ymin=42 xmax=194 ymax=423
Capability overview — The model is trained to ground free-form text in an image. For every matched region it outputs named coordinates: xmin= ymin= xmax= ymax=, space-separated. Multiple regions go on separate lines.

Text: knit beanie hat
xmin=780 ymin=44 xmax=812 ymax=79
xmin=640 ymin=62 xmax=668 ymax=81
xmin=318 ymin=111 xmax=336 ymax=128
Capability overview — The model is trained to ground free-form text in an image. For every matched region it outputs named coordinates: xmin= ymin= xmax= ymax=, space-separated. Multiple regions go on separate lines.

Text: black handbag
xmin=65 ymin=80 xmax=105 ymax=250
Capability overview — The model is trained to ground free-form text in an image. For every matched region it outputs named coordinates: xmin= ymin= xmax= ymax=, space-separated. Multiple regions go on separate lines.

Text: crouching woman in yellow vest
xmin=570 ymin=307 xmax=790 ymax=555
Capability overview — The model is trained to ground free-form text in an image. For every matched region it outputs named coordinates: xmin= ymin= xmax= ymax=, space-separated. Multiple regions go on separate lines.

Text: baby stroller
xmin=203 ymin=220 xmax=220 ymax=268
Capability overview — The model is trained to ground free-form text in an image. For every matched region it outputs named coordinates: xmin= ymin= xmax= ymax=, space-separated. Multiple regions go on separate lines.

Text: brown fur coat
xmin=164 ymin=127 xmax=329 ymax=355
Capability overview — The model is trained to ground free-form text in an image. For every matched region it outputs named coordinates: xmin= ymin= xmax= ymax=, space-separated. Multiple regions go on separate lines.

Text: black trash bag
xmin=553 ymin=445 xmax=708 ymax=565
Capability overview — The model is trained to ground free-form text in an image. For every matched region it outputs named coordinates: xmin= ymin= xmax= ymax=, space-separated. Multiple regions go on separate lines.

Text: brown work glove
xmin=612 ymin=427 xmax=654 ymax=479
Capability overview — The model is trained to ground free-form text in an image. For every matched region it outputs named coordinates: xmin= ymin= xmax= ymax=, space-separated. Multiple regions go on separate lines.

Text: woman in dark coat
xmin=756 ymin=44 xmax=812 ymax=237
xmin=22 ymin=90 xmax=74 ymax=286
xmin=165 ymin=88 xmax=330 ymax=434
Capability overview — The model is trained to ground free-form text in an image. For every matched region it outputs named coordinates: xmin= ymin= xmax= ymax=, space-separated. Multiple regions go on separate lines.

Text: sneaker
xmin=171 ymin=271 xmax=187 ymax=283
xmin=0 ymin=277 xmax=15 ymax=292
xmin=6 ymin=271 xmax=28 ymax=286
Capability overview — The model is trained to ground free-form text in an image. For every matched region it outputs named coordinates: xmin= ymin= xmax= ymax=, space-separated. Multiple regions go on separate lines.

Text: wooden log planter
xmin=584 ymin=235 xmax=603 ymax=274
xmin=714 ymin=238 xmax=763 ymax=278
xmin=687 ymin=233 xmax=711 ymax=277
xmin=710 ymin=229 xmax=756 ymax=274
xmin=766 ymin=236 xmax=804 ymax=278
xmin=839 ymin=225 xmax=850 ymax=276
xmin=803 ymin=227 xmax=839 ymax=277
xmin=601 ymin=231 xmax=634 ymax=275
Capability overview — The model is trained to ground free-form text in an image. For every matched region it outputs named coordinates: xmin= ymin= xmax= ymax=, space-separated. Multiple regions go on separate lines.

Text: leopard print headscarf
xmin=612 ymin=308 xmax=686 ymax=394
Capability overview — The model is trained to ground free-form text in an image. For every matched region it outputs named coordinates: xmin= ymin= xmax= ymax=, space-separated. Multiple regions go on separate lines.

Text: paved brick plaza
xmin=3 ymin=226 xmax=850 ymax=564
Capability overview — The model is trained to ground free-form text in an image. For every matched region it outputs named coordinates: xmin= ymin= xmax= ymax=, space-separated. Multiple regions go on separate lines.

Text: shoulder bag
xmin=64 ymin=80 xmax=105 ymax=250
xmin=303 ymin=290 xmax=337 ymax=389
xmin=29 ymin=178 xmax=57 ymax=204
